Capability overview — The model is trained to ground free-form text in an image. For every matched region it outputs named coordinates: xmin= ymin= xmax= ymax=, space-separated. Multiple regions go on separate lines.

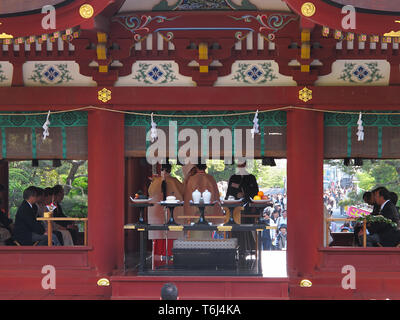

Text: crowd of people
xmin=260 ymin=204 xmax=287 ymax=251
xmin=0 ymin=185 xmax=78 ymax=246
xmin=323 ymin=185 xmax=353 ymax=216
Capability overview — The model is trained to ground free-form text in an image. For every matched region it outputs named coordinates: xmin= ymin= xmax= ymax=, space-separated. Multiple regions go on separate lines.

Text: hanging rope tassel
xmin=251 ymin=109 xmax=259 ymax=139
xmin=42 ymin=110 xmax=51 ymax=141
xmin=357 ymin=112 xmax=364 ymax=141
xmin=150 ymin=112 xmax=158 ymax=143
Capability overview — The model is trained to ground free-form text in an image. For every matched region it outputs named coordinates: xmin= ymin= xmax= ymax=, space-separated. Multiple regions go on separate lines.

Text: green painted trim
xmin=62 ymin=127 xmax=67 ymax=159
xmin=125 ymin=111 xmax=287 ymax=127
xmin=1 ymin=128 xmax=5 ymax=159
xmin=260 ymin=125 xmax=265 ymax=157
xmin=31 ymin=128 xmax=37 ymax=159
xmin=347 ymin=126 xmax=352 ymax=158
xmin=378 ymin=126 xmax=382 ymax=158
xmin=0 ymin=111 xmax=87 ymax=128
xmin=325 ymin=111 xmax=400 ymax=127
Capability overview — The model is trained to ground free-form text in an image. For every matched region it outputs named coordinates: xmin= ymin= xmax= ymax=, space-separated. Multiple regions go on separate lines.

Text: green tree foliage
xmin=327 ymin=159 xmax=400 ymax=206
xmin=8 ymin=160 xmax=87 ymax=220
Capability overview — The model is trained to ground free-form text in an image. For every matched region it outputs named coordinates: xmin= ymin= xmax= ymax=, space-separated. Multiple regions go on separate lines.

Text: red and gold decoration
xmin=98 ymin=88 xmax=112 ymax=103
xmin=301 ymin=2 xmax=316 ymax=17
xmin=0 ymin=28 xmax=79 ymax=45
xmin=299 ymin=87 xmax=313 ymax=102
xmin=79 ymin=4 xmax=95 ymax=19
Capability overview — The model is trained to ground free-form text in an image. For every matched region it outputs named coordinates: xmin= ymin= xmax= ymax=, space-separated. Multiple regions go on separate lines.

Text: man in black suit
xmin=366 ymin=188 xmax=400 ymax=247
xmin=375 ymin=188 xmax=400 ymax=224
xmin=13 ymin=186 xmax=60 ymax=246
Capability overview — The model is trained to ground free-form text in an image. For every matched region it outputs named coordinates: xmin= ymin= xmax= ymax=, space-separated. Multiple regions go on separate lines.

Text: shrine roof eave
xmin=0 ymin=0 xmax=114 ymax=38
xmin=283 ymin=0 xmax=400 ymax=36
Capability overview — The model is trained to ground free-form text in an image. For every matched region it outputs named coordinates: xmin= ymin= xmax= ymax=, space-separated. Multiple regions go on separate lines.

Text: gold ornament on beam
xmin=384 ymin=31 xmax=400 ymax=37
xmin=79 ymin=4 xmax=94 ymax=19
xmin=0 ymin=32 xmax=13 ymax=39
xmin=300 ymin=279 xmax=312 ymax=287
xmin=299 ymin=87 xmax=313 ymax=102
xmin=97 ymin=278 xmax=110 ymax=286
xmin=384 ymin=20 xmax=400 ymax=37
xmin=98 ymin=88 xmax=111 ymax=103
xmin=301 ymin=2 xmax=316 ymax=17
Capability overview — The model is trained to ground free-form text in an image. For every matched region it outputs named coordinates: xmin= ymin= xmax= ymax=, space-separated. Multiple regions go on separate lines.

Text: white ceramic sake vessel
xmin=192 ymin=189 xmax=201 ymax=203
xmin=202 ymin=189 xmax=211 ymax=204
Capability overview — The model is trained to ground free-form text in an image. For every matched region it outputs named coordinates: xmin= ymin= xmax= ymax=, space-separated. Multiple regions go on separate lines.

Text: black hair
xmin=44 ymin=187 xmax=54 ymax=197
xmin=0 ymin=184 xmax=5 ymax=192
xmin=53 ymin=184 xmax=64 ymax=195
xmin=35 ymin=187 xmax=44 ymax=197
xmin=389 ymin=192 xmax=398 ymax=206
xmin=363 ymin=191 xmax=372 ymax=202
xmin=23 ymin=186 xmax=38 ymax=200
xmin=196 ymin=163 xmax=207 ymax=171
xmin=377 ymin=188 xmax=390 ymax=200
xmin=161 ymin=164 xmax=172 ymax=173
xmin=372 ymin=186 xmax=389 ymax=194
xmin=161 ymin=283 xmax=178 ymax=300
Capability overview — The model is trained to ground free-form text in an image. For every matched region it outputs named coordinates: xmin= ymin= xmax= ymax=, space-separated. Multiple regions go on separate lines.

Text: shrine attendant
xmin=225 ymin=159 xmax=258 ymax=203
xmin=225 ymin=160 xmax=259 ymax=254
xmin=148 ymin=164 xmax=184 ymax=266
xmin=183 ymin=162 xmax=224 ymax=239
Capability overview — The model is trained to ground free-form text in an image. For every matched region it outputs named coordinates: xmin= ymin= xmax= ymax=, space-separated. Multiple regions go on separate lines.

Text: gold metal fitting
xmin=79 ymin=4 xmax=94 ymax=19
xmin=98 ymin=88 xmax=111 ymax=103
xmin=97 ymin=278 xmax=110 ymax=286
xmin=301 ymin=2 xmax=316 ymax=17
xmin=300 ymin=279 xmax=312 ymax=287
xmin=299 ymin=87 xmax=312 ymax=102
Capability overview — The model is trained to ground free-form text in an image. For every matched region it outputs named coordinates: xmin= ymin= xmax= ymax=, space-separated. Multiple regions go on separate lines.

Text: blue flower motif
xmin=43 ymin=66 xmax=60 ymax=82
xmin=247 ymin=66 xmax=263 ymax=81
xmin=148 ymin=66 xmax=164 ymax=81
xmin=353 ymin=66 xmax=369 ymax=81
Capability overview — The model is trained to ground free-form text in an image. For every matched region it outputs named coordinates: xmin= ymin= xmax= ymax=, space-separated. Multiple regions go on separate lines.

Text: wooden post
xmin=47 ymin=220 xmax=52 ymax=247
xmin=88 ymin=110 xmax=125 ymax=274
xmin=287 ymin=109 xmax=324 ymax=278
xmin=84 ymin=220 xmax=88 ymax=246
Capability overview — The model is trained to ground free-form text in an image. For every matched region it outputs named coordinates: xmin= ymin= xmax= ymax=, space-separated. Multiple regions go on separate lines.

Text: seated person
xmin=13 ymin=186 xmax=60 ymax=246
xmin=365 ymin=188 xmax=400 ymax=247
xmin=52 ymin=185 xmax=77 ymax=245
xmin=183 ymin=162 xmax=224 ymax=239
xmin=36 ymin=187 xmax=66 ymax=246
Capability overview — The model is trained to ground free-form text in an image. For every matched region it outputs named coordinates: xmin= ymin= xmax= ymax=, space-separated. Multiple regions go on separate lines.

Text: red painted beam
xmin=0 ymin=86 xmax=399 ymax=111
xmin=283 ymin=0 xmax=399 ymax=36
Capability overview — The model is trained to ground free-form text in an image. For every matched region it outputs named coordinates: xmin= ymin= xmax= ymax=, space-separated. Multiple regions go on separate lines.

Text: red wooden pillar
xmin=0 ymin=161 xmax=8 ymax=213
xmin=286 ymin=108 xmax=324 ymax=280
xmin=88 ymin=110 xmax=125 ymax=275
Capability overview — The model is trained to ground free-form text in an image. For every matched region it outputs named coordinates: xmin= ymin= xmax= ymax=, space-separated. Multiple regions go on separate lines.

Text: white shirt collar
xmin=381 ymin=200 xmax=390 ymax=211
xmin=26 ymin=200 xmax=33 ymax=208
xmin=236 ymin=167 xmax=249 ymax=175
